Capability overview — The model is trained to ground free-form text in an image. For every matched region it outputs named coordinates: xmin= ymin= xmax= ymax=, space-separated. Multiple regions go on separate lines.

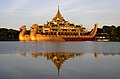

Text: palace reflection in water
xmin=0 ymin=42 xmax=120 ymax=79
xmin=20 ymin=52 xmax=120 ymax=75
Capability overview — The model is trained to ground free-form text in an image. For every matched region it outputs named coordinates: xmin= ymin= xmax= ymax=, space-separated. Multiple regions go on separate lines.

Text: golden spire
xmin=57 ymin=5 xmax=61 ymax=17
xmin=58 ymin=5 xmax=60 ymax=12
xmin=56 ymin=6 xmax=62 ymax=18
xmin=52 ymin=6 xmax=65 ymax=22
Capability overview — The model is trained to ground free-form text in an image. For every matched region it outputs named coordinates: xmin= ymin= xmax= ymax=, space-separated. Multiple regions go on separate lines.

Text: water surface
xmin=0 ymin=42 xmax=120 ymax=79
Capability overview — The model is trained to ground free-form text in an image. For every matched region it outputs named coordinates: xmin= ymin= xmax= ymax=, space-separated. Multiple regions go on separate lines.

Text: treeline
xmin=0 ymin=28 xmax=20 ymax=41
xmin=0 ymin=25 xmax=120 ymax=41
xmin=96 ymin=25 xmax=120 ymax=41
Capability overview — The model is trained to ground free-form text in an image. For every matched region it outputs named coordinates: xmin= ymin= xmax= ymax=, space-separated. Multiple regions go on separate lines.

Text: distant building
xmin=94 ymin=33 xmax=109 ymax=41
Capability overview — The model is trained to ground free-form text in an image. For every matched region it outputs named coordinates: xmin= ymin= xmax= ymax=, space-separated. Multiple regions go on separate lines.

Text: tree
xmin=0 ymin=28 xmax=19 ymax=41
xmin=0 ymin=28 xmax=9 ymax=40
xmin=102 ymin=25 xmax=111 ymax=34
xmin=110 ymin=25 xmax=117 ymax=37
xmin=117 ymin=26 xmax=120 ymax=38
xmin=97 ymin=28 xmax=103 ymax=33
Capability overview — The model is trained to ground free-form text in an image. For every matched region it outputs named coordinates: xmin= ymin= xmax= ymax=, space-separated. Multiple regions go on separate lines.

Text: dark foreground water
xmin=0 ymin=42 xmax=120 ymax=79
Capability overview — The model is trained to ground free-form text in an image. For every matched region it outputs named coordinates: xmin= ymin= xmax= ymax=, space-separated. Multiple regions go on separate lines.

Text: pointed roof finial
xmin=58 ymin=5 xmax=59 ymax=10
xmin=51 ymin=6 xmax=66 ymax=22
xmin=57 ymin=5 xmax=60 ymax=13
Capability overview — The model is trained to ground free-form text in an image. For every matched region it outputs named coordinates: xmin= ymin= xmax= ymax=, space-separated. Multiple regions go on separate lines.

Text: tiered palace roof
xmin=39 ymin=7 xmax=88 ymax=34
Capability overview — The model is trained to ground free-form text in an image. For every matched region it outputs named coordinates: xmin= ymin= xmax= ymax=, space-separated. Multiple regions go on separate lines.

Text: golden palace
xmin=19 ymin=7 xmax=98 ymax=41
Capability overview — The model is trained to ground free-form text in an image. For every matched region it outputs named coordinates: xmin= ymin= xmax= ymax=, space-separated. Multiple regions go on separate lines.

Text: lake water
xmin=0 ymin=42 xmax=120 ymax=79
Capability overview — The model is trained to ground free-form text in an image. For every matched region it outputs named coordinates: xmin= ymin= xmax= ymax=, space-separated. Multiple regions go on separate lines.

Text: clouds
xmin=0 ymin=0 xmax=120 ymax=30
xmin=3 ymin=0 xmax=31 ymax=12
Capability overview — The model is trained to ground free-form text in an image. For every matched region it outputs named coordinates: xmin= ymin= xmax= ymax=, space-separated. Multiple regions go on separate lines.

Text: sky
xmin=0 ymin=0 xmax=120 ymax=30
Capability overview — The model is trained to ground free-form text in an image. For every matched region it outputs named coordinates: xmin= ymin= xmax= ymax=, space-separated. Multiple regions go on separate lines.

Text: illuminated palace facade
xmin=19 ymin=7 xmax=98 ymax=41
xmin=39 ymin=7 xmax=88 ymax=36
